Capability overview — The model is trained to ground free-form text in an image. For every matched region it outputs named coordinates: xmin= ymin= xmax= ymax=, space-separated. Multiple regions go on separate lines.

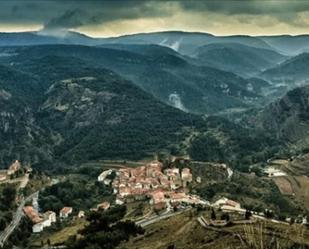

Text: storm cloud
xmin=43 ymin=1 xmax=172 ymax=30
xmin=0 ymin=0 xmax=309 ymax=36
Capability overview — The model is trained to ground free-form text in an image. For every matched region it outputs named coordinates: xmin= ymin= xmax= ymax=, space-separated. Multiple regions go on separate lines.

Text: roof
xmin=23 ymin=206 xmax=43 ymax=224
xmin=226 ymin=200 xmax=240 ymax=207
xmin=182 ymin=168 xmax=191 ymax=173
xmin=44 ymin=210 xmax=55 ymax=215
xmin=149 ymin=190 xmax=166 ymax=203
xmin=97 ymin=201 xmax=110 ymax=210
xmin=60 ymin=207 xmax=73 ymax=214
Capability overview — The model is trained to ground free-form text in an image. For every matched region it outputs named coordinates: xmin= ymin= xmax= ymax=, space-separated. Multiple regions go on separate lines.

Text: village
xmin=1 ymin=158 xmax=308 ymax=246
xmin=108 ymin=160 xmax=207 ymax=209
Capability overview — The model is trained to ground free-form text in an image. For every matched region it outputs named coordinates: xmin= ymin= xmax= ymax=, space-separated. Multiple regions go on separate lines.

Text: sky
xmin=1 ymin=0 xmax=309 ymax=37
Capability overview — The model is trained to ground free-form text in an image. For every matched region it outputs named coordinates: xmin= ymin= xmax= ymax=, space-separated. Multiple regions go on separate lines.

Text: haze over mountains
xmin=2 ymin=30 xmax=309 ymax=55
xmin=1 ymin=29 xmax=309 ymax=168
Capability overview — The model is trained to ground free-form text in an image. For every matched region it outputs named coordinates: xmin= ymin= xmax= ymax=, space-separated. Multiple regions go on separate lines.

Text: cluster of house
xmin=23 ymin=206 xmax=57 ymax=233
xmin=23 ymin=201 xmax=112 ymax=233
xmin=100 ymin=160 xmax=206 ymax=210
xmin=23 ymin=206 xmax=74 ymax=233
xmin=0 ymin=160 xmax=21 ymax=182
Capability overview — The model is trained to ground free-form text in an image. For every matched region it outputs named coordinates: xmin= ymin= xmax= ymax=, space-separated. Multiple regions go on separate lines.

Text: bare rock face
xmin=259 ymin=85 xmax=309 ymax=145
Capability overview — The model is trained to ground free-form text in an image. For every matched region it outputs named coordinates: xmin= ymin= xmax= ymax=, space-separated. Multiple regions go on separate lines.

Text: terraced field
xmin=268 ymin=156 xmax=309 ymax=211
xmin=118 ymin=209 xmax=309 ymax=249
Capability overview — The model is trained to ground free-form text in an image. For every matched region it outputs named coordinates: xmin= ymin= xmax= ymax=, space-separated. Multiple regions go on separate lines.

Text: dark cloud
xmin=179 ymin=0 xmax=309 ymax=15
xmin=0 ymin=0 xmax=309 ymax=33
xmin=0 ymin=0 xmax=171 ymax=30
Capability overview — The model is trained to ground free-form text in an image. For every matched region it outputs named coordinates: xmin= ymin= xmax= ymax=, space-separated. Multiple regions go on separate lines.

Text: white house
xmin=60 ymin=207 xmax=73 ymax=219
xmin=44 ymin=211 xmax=56 ymax=223
xmin=213 ymin=197 xmax=241 ymax=209
xmin=78 ymin=211 xmax=85 ymax=218
xmin=32 ymin=222 xmax=44 ymax=233
xmin=303 ymin=216 xmax=308 ymax=225
xmin=23 ymin=206 xmax=56 ymax=233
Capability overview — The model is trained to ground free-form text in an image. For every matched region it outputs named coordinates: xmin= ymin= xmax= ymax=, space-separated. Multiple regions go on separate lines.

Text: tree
xmin=211 ymin=208 xmax=216 ymax=220
xmin=2 ymin=185 xmax=16 ymax=207
xmin=0 ymin=217 xmax=6 ymax=230
xmin=221 ymin=213 xmax=230 ymax=222
xmin=245 ymin=210 xmax=252 ymax=220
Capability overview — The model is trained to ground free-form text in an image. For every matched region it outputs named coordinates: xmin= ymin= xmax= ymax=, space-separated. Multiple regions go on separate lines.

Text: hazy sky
xmin=1 ymin=0 xmax=309 ymax=37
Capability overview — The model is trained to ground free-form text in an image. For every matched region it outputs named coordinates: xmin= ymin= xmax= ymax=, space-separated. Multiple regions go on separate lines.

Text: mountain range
xmin=1 ymin=30 xmax=309 ymax=169
xmin=192 ymin=43 xmax=286 ymax=77
xmin=0 ymin=44 xmax=261 ymax=114
xmin=0 ymin=58 xmax=203 ymax=167
xmin=1 ymin=30 xmax=309 ymax=56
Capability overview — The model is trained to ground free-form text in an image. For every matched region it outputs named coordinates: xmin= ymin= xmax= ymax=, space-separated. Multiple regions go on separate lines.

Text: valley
xmin=0 ymin=29 xmax=309 ymax=249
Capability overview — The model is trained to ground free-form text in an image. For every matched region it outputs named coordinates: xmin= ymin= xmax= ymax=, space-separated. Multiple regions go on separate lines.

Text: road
xmin=136 ymin=207 xmax=191 ymax=227
xmin=0 ymin=191 xmax=38 ymax=248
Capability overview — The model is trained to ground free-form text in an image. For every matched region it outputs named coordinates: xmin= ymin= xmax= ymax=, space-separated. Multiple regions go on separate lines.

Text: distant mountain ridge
xmin=259 ymin=35 xmax=309 ymax=55
xmin=193 ymin=43 xmax=286 ymax=77
xmin=260 ymin=52 xmax=309 ymax=86
xmin=1 ymin=30 xmax=308 ymax=56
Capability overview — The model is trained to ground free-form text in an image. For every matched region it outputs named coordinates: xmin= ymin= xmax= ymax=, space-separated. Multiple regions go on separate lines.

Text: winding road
xmin=0 ymin=191 xmax=38 ymax=248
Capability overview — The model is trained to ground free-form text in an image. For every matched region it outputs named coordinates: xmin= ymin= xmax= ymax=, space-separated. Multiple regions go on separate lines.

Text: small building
xmin=32 ymin=222 xmax=44 ymax=233
xmin=59 ymin=207 xmax=73 ymax=219
xmin=97 ymin=201 xmax=110 ymax=210
xmin=23 ymin=206 xmax=55 ymax=233
xmin=44 ymin=211 xmax=56 ymax=224
xmin=169 ymin=192 xmax=187 ymax=203
xmin=104 ymin=179 xmax=112 ymax=185
xmin=181 ymin=168 xmax=193 ymax=187
xmin=116 ymin=196 xmax=125 ymax=205
xmin=149 ymin=190 xmax=166 ymax=205
xmin=213 ymin=197 xmax=241 ymax=210
xmin=78 ymin=211 xmax=85 ymax=218
xmin=303 ymin=216 xmax=308 ymax=225
xmin=196 ymin=176 xmax=202 ymax=183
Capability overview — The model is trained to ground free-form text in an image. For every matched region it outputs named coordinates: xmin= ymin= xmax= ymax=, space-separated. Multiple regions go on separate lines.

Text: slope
xmin=260 ymin=53 xmax=309 ymax=86
xmin=0 ymin=57 xmax=201 ymax=167
xmin=0 ymin=45 xmax=261 ymax=114
xmin=193 ymin=43 xmax=286 ymax=77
